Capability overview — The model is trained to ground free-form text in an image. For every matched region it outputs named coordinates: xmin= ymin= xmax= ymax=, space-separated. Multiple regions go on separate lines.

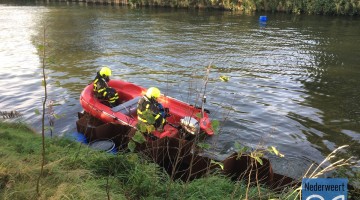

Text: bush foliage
xmin=128 ymin=0 xmax=360 ymax=15
xmin=0 ymin=122 xmax=289 ymax=199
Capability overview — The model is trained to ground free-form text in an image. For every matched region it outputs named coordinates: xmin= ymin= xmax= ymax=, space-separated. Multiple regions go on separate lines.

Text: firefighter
xmin=137 ymin=87 xmax=167 ymax=132
xmin=93 ymin=66 xmax=119 ymax=107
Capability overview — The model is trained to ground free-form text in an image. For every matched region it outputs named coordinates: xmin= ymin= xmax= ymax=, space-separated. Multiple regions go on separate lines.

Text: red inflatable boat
xmin=80 ymin=80 xmax=214 ymax=139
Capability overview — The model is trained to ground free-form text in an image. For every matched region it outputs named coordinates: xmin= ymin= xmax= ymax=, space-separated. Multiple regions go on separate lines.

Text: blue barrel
xmin=89 ymin=139 xmax=117 ymax=154
xmin=259 ymin=16 xmax=267 ymax=22
xmin=68 ymin=132 xmax=88 ymax=144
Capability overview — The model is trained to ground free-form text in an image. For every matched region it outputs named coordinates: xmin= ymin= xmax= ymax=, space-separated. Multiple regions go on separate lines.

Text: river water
xmin=1 ymin=2 xmax=359 ymax=177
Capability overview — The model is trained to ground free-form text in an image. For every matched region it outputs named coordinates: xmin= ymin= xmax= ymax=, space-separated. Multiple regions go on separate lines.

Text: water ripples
xmin=1 ymin=4 xmax=359 ymax=177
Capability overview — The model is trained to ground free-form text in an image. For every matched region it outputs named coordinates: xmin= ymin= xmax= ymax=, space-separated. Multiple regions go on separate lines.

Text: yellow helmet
xmin=99 ymin=67 xmax=112 ymax=77
xmin=146 ymin=87 xmax=161 ymax=99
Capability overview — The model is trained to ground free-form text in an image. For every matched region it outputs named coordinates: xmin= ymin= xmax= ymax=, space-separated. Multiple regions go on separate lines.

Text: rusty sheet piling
xmin=76 ymin=112 xmax=298 ymax=190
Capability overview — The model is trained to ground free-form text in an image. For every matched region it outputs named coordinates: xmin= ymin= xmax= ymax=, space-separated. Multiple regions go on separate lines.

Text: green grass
xmin=0 ymin=121 xmax=296 ymax=199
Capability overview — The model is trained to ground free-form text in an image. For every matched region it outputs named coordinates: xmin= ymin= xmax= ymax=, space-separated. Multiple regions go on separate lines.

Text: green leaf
xmin=219 ymin=75 xmax=229 ymax=82
xmin=128 ymin=141 xmax=136 ymax=152
xmin=269 ymin=146 xmax=284 ymax=157
xmin=239 ymin=147 xmax=248 ymax=157
xmin=34 ymin=109 xmax=40 ymax=115
xmin=143 ymin=110 xmax=155 ymax=125
xmin=211 ymin=120 xmax=220 ymax=134
xmin=146 ymin=125 xmax=155 ymax=133
xmin=138 ymin=122 xmax=147 ymax=133
xmin=254 ymin=156 xmax=263 ymax=165
xmin=271 ymin=146 xmax=279 ymax=156
xmin=211 ymin=160 xmax=224 ymax=170
xmin=257 ymin=152 xmax=264 ymax=158
xmin=41 ymin=80 xmax=46 ymax=87
xmin=234 ymin=142 xmax=248 ymax=156
xmin=234 ymin=142 xmax=242 ymax=150
xmin=197 ymin=142 xmax=211 ymax=150
xmin=128 ymin=153 xmax=139 ymax=162
xmin=44 ymin=126 xmax=54 ymax=131
xmin=132 ymin=131 xmax=146 ymax=144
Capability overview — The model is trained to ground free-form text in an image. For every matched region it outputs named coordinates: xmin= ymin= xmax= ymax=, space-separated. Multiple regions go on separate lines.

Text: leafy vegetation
xmin=0 ymin=121 xmax=294 ymax=199
xmin=126 ymin=0 xmax=360 ymax=15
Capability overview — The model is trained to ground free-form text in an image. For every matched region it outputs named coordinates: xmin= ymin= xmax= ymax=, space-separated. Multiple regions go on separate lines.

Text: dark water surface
xmin=1 ymin=2 xmax=359 ymax=177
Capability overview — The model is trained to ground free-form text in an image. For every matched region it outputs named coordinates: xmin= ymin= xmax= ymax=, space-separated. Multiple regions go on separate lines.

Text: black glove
xmin=164 ymin=108 xmax=171 ymax=117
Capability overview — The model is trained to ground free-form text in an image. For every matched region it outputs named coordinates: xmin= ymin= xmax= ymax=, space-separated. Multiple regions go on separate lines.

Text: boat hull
xmin=80 ymin=79 xmax=214 ymax=139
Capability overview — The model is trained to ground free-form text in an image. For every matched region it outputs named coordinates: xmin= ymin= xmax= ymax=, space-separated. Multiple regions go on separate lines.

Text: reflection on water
xmin=1 ymin=2 xmax=359 ymax=177
xmin=0 ymin=6 xmax=43 ymax=125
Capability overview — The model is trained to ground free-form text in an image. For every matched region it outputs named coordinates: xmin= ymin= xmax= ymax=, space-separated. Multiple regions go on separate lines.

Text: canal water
xmin=1 ymin=2 xmax=359 ymax=178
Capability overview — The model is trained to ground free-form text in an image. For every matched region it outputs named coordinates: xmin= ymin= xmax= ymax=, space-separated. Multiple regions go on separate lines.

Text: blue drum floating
xmin=259 ymin=16 xmax=268 ymax=22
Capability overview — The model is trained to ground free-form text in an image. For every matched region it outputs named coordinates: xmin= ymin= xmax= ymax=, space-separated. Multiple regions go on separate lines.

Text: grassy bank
xmin=0 ymin=121 xmax=292 ymax=199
